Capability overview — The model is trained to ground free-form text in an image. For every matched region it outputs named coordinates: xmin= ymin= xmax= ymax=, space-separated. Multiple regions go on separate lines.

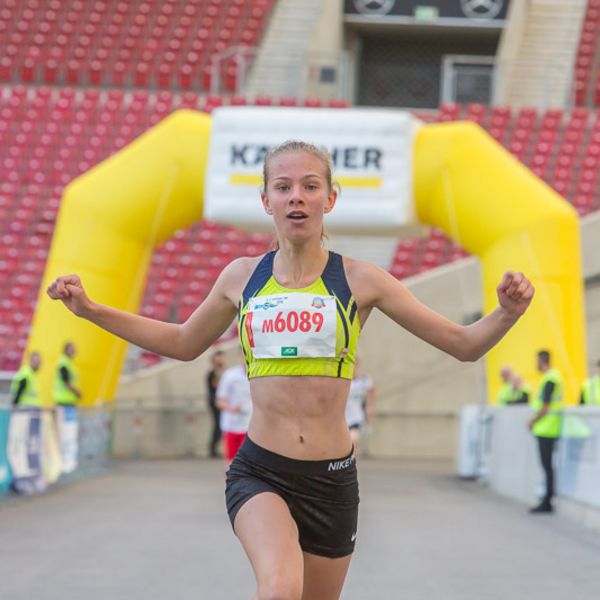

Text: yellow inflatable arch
xmin=26 ymin=111 xmax=585 ymax=406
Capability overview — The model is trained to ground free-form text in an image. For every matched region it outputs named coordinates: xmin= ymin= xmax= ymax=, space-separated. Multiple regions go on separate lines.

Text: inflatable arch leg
xmin=414 ymin=121 xmax=586 ymax=404
xmin=26 ymin=111 xmax=211 ymax=406
xmin=27 ymin=114 xmax=585 ymax=407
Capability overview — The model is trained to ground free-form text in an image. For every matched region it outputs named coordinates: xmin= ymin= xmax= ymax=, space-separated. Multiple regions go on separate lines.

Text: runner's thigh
xmin=235 ymin=491 xmax=304 ymax=599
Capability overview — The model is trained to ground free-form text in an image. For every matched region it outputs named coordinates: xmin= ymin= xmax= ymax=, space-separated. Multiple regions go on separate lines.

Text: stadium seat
xmin=0 ymin=0 xmax=273 ymax=91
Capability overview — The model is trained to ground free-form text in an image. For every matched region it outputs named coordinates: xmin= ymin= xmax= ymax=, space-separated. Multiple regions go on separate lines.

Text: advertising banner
xmin=205 ymin=107 xmax=421 ymax=235
xmin=0 ymin=408 xmax=12 ymax=493
xmin=41 ymin=410 xmax=62 ymax=484
xmin=7 ymin=409 xmax=47 ymax=495
xmin=56 ymin=405 xmax=79 ymax=475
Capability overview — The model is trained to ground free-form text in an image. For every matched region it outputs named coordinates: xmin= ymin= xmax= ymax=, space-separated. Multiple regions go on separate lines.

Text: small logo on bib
xmin=311 ymin=297 xmax=326 ymax=308
xmin=254 ymin=298 xmax=285 ymax=311
xmin=281 ymin=346 xmax=298 ymax=357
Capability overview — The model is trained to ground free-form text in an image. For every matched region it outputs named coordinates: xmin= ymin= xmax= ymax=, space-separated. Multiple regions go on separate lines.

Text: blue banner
xmin=8 ymin=409 xmax=47 ymax=495
xmin=0 ymin=408 xmax=12 ymax=492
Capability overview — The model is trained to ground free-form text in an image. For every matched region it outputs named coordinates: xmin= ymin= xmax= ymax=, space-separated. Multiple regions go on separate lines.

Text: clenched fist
xmin=496 ymin=271 xmax=535 ymax=318
xmin=47 ymin=274 xmax=94 ymax=318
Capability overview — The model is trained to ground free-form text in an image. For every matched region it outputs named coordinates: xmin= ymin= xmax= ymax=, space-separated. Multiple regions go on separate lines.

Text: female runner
xmin=47 ymin=140 xmax=534 ymax=600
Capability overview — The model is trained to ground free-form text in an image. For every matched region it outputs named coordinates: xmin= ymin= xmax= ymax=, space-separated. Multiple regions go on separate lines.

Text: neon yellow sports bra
xmin=238 ymin=251 xmax=361 ymax=379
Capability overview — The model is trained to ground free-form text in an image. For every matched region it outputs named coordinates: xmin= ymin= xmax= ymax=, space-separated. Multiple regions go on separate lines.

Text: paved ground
xmin=1 ymin=459 xmax=599 ymax=600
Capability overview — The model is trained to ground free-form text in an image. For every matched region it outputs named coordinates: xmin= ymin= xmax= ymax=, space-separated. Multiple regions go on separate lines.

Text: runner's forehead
xmin=271 ymin=173 xmax=323 ymax=182
xmin=268 ymin=151 xmax=328 ymax=177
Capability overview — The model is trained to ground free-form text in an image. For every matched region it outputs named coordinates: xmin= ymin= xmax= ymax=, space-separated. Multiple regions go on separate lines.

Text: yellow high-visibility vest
xmin=10 ymin=365 xmax=41 ymax=407
xmin=53 ymin=355 xmax=79 ymax=405
xmin=582 ymin=375 xmax=600 ymax=406
xmin=531 ymin=369 xmax=563 ymax=438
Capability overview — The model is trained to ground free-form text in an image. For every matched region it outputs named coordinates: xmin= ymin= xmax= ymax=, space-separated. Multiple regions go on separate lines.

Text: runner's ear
xmin=261 ymin=192 xmax=273 ymax=215
xmin=324 ymin=188 xmax=337 ymax=214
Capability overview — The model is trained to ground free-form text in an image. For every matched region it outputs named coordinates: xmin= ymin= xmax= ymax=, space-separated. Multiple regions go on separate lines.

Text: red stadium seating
xmin=0 ymin=0 xmax=275 ymax=92
xmin=0 ymin=85 xmax=357 ymax=368
xmin=0 ymin=78 xmax=599 ymax=370
xmin=387 ymin=102 xmax=600 ymax=283
xmin=574 ymin=0 xmax=600 ymax=106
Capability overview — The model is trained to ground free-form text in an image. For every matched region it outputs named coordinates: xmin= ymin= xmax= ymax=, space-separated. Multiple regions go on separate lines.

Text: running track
xmin=1 ymin=460 xmax=599 ymax=599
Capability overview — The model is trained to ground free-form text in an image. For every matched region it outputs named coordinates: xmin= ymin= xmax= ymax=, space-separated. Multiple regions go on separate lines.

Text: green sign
xmin=281 ymin=347 xmax=298 ymax=357
xmin=414 ymin=6 xmax=439 ymax=19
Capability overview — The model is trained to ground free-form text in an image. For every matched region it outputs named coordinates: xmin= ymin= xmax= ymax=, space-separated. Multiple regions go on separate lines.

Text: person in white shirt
xmin=216 ymin=358 xmax=252 ymax=463
xmin=345 ymin=359 xmax=376 ymax=447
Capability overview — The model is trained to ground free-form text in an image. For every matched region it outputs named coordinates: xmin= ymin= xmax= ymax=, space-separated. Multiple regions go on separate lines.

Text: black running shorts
xmin=225 ymin=436 xmax=360 ymax=558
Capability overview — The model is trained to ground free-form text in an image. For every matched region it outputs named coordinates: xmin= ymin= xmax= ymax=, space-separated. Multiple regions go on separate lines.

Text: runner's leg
xmin=302 ymin=551 xmax=352 ymax=600
xmin=235 ymin=492 xmax=304 ymax=600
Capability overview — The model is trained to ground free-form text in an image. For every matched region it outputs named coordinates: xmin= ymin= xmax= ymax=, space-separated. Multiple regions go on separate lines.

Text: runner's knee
xmin=257 ymin=571 xmax=303 ymax=600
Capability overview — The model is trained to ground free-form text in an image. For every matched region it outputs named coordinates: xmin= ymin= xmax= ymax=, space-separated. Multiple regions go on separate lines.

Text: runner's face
xmin=262 ymin=151 xmax=336 ymax=243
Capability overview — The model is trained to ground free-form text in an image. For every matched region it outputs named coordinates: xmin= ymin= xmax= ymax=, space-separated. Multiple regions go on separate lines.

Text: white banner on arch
xmin=205 ymin=107 xmax=421 ymax=235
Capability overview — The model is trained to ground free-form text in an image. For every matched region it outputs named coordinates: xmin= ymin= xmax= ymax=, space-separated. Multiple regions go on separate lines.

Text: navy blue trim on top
xmin=321 ymin=252 xmax=352 ymax=308
xmin=241 ymin=250 xmax=354 ymax=310
xmin=321 ymin=252 xmax=353 ymax=379
xmin=348 ymin=300 xmax=358 ymax=325
xmin=241 ymin=251 xmax=276 ymax=307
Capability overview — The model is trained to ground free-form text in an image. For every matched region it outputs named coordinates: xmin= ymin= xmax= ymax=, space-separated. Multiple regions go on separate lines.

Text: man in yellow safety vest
xmin=53 ymin=342 xmax=81 ymax=406
xmin=510 ymin=373 xmax=532 ymax=405
xmin=528 ymin=349 xmax=563 ymax=514
xmin=496 ymin=365 xmax=514 ymax=406
xmin=10 ymin=352 xmax=42 ymax=408
xmin=580 ymin=359 xmax=600 ymax=406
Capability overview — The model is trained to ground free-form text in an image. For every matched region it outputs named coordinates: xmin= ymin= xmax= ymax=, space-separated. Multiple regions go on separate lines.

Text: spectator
xmin=528 ymin=350 xmax=563 ymax=513
xmin=344 ymin=358 xmax=375 ymax=450
xmin=509 ymin=373 xmax=531 ymax=405
xmin=53 ymin=341 xmax=81 ymax=407
xmin=10 ymin=352 xmax=42 ymax=408
xmin=580 ymin=359 xmax=600 ymax=406
xmin=206 ymin=350 xmax=226 ymax=458
xmin=496 ymin=365 xmax=514 ymax=406
xmin=216 ymin=357 xmax=252 ymax=464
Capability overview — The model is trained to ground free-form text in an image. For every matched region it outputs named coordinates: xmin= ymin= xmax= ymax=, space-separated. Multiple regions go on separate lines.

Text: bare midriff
xmin=248 ymin=375 xmax=353 ymax=460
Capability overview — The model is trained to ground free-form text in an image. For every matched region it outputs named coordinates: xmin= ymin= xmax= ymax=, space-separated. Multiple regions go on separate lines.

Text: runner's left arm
xmin=359 ymin=263 xmax=533 ymax=362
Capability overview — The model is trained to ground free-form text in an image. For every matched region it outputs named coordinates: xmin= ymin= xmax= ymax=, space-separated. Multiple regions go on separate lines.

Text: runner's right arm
xmin=46 ymin=259 xmax=248 ymax=361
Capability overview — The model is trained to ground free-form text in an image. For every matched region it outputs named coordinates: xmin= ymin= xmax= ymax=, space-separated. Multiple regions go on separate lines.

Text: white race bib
xmin=246 ymin=293 xmax=337 ymax=359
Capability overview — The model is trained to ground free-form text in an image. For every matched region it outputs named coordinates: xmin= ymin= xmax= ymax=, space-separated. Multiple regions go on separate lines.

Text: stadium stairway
xmin=574 ymin=0 xmax=600 ymax=106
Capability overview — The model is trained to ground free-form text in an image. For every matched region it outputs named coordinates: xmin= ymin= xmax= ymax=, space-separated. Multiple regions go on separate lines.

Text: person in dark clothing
xmin=528 ymin=350 xmax=563 ymax=513
xmin=206 ymin=350 xmax=226 ymax=458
